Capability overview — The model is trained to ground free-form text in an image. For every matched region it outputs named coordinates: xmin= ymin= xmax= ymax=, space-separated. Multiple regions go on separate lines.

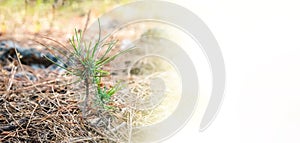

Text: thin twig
xmin=69 ymin=136 xmax=117 ymax=143
xmin=26 ymin=103 xmax=38 ymax=129
xmin=6 ymin=66 xmax=17 ymax=91
xmin=128 ymin=109 xmax=133 ymax=143
xmin=82 ymin=10 xmax=91 ymax=40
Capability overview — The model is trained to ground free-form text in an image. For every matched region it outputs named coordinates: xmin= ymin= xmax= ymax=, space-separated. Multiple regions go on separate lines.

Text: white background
xmin=164 ymin=0 xmax=300 ymax=143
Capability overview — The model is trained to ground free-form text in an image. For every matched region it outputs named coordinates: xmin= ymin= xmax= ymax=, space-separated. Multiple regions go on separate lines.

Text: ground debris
xmin=0 ymin=40 xmax=60 ymax=69
xmin=0 ymin=41 xmax=122 ymax=142
xmin=0 ymin=87 xmax=120 ymax=142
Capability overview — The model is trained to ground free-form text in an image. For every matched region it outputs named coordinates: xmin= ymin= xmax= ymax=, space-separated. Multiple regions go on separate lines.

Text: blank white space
xmin=164 ymin=0 xmax=300 ymax=143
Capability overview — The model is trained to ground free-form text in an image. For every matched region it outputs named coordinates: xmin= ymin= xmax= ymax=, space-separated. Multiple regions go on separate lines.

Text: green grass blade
xmin=43 ymin=55 xmax=74 ymax=75
xmin=99 ymin=40 xmax=118 ymax=61
xmin=97 ymin=47 xmax=134 ymax=66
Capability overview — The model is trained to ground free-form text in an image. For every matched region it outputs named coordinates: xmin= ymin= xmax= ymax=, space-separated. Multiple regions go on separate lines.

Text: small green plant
xmin=95 ymin=80 xmax=121 ymax=110
xmin=45 ymin=19 xmax=132 ymax=117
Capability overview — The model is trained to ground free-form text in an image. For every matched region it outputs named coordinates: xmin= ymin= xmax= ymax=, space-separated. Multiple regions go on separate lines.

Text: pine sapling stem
xmin=83 ymin=77 xmax=89 ymax=117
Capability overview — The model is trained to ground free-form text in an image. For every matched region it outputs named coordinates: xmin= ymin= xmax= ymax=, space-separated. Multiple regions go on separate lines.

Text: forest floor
xmin=0 ymin=1 xmax=133 ymax=142
xmin=0 ymin=1 xmax=178 ymax=142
